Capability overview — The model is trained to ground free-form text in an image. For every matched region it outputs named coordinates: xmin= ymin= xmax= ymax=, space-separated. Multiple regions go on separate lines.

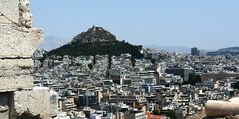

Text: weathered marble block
xmin=0 ymin=0 xmax=20 ymax=24
xmin=0 ymin=59 xmax=34 ymax=92
xmin=0 ymin=59 xmax=33 ymax=77
xmin=0 ymin=75 xmax=33 ymax=92
xmin=0 ymin=24 xmax=43 ymax=58
xmin=13 ymin=87 xmax=51 ymax=119
xmin=0 ymin=0 xmax=53 ymax=118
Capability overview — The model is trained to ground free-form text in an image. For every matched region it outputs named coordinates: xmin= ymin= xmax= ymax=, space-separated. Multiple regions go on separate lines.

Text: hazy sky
xmin=30 ymin=0 xmax=239 ymax=50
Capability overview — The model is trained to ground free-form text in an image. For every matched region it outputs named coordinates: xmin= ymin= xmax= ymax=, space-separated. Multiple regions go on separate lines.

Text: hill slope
xmin=207 ymin=47 xmax=239 ymax=56
xmin=43 ymin=26 xmax=143 ymax=60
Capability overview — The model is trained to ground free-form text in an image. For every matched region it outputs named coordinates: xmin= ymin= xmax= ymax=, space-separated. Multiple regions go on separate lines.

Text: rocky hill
xmin=71 ymin=26 xmax=117 ymax=44
xmin=43 ymin=26 xmax=143 ymax=60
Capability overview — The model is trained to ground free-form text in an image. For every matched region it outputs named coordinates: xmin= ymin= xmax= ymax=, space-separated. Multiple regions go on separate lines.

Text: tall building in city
xmin=165 ymin=68 xmax=191 ymax=82
xmin=191 ymin=47 xmax=200 ymax=56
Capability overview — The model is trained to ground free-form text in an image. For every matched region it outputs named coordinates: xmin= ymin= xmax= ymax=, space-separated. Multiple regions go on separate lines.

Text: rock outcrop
xmin=71 ymin=25 xmax=117 ymax=44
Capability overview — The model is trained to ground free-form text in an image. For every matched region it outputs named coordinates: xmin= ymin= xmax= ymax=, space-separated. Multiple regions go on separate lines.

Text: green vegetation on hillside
xmin=41 ymin=26 xmax=144 ymax=62
xmin=43 ymin=41 xmax=143 ymax=60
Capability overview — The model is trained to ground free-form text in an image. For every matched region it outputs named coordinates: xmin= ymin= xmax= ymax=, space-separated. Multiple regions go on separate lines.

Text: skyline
xmin=31 ymin=0 xmax=239 ymax=50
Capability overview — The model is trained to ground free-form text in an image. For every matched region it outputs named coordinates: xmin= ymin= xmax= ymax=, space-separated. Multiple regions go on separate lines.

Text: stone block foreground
xmin=0 ymin=0 xmax=54 ymax=119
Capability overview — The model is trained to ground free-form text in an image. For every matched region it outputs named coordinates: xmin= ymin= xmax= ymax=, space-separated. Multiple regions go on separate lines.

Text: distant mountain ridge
xmin=207 ymin=47 xmax=239 ymax=56
xmin=39 ymin=36 xmax=68 ymax=51
xmin=43 ymin=26 xmax=143 ymax=60
xmin=145 ymin=45 xmax=191 ymax=54
xmin=218 ymin=47 xmax=239 ymax=52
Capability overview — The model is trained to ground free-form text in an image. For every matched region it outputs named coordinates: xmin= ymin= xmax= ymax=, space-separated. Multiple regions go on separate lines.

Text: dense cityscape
xmin=33 ymin=43 xmax=239 ymax=119
xmin=1 ymin=0 xmax=239 ymax=119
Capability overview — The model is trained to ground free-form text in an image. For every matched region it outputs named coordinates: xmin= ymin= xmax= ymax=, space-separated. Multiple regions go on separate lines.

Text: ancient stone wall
xmin=0 ymin=0 xmax=20 ymax=24
xmin=12 ymin=88 xmax=51 ymax=119
xmin=0 ymin=0 xmax=42 ymax=92
xmin=0 ymin=0 xmax=52 ymax=119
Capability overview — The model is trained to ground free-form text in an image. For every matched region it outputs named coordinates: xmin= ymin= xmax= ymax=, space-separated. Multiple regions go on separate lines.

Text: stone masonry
xmin=0 ymin=0 xmax=52 ymax=118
